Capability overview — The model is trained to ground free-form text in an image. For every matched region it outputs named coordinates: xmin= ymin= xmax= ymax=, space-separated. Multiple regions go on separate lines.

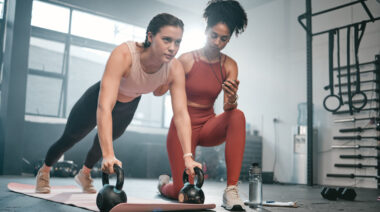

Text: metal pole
xmin=306 ymin=0 xmax=313 ymax=186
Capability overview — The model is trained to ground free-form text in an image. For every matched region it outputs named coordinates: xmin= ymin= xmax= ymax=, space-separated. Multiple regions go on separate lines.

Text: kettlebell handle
xmin=102 ymin=164 xmax=124 ymax=191
xmin=183 ymin=167 xmax=204 ymax=188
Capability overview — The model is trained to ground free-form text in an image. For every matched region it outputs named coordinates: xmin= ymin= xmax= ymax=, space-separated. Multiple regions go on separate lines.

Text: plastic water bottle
xmin=249 ymin=163 xmax=262 ymax=206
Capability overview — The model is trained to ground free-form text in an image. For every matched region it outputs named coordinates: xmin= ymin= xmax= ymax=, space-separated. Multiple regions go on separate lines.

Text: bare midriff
xmin=187 ymin=100 xmax=213 ymax=109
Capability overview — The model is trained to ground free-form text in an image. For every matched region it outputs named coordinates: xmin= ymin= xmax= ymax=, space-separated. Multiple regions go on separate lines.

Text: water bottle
xmin=249 ymin=163 xmax=262 ymax=206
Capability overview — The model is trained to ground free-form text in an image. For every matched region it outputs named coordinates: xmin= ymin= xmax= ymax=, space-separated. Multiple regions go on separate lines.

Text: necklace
xmin=203 ymin=49 xmax=225 ymax=85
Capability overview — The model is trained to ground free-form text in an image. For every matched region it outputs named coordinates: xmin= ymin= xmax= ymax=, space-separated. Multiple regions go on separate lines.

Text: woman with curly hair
xmin=158 ymin=0 xmax=248 ymax=210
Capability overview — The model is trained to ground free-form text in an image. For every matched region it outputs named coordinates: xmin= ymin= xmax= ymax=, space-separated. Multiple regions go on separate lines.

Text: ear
xmin=147 ymin=31 xmax=153 ymax=43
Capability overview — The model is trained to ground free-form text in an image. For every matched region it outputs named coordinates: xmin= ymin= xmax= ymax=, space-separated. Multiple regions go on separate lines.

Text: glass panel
xmin=71 ymin=10 xmax=145 ymax=44
xmin=0 ymin=0 xmax=4 ymax=18
xmin=28 ymin=37 xmax=65 ymax=73
xmin=66 ymin=45 xmax=109 ymax=115
xmin=131 ymin=26 xmax=146 ymax=43
xmin=31 ymin=0 xmax=70 ymax=33
xmin=164 ymin=95 xmax=173 ymax=128
xmin=132 ymin=93 xmax=163 ymax=128
xmin=25 ymin=75 xmax=63 ymax=116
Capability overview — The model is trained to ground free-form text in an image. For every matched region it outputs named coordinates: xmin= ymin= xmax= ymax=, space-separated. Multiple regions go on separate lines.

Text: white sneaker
xmin=74 ymin=169 xmax=97 ymax=193
xmin=222 ymin=185 xmax=245 ymax=211
xmin=157 ymin=174 xmax=170 ymax=194
xmin=35 ymin=169 xmax=50 ymax=193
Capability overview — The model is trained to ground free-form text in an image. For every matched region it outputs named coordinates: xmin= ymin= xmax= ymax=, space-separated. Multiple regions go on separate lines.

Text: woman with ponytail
xmin=35 ymin=13 xmax=201 ymax=195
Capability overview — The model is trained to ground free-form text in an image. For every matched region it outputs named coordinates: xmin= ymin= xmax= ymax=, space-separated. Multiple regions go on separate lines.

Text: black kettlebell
xmin=96 ymin=164 xmax=127 ymax=212
xmin=178 ymin=167 xmax=205 ymax=204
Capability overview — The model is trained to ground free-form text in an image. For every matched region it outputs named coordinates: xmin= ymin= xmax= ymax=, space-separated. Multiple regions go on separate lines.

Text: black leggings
xmin=44 ymin=81 xmax=140 ymax=168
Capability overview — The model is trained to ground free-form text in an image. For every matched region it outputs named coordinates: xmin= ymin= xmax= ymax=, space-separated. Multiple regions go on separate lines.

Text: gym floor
xmin=0 ymin=176 xmax=378 ymax=212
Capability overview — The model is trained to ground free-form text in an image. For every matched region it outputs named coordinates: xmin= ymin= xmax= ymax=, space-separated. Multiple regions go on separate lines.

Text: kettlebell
xmin=178 ymin=167 xmax=205 ymax=204
xmin=96 ymin=164 xmax=127 ymax=212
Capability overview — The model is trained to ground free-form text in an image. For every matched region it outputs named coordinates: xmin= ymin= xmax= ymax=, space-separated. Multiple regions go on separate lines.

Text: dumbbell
xmin=337 ymin=187 xmax=357 ymax=201
xmin=321 ymin=187 xmax=339 ymax=200
xmin=321 ymin=187 xmax=356 ymax=201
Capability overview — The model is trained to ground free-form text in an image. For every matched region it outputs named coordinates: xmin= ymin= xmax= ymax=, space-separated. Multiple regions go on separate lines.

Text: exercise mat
xmin=8 ymin=182 xmax=216 ymax=211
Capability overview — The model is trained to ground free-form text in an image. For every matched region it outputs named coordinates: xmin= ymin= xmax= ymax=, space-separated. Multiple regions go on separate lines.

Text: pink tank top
xmin=118 ymin=41 xmax=171 ymax=98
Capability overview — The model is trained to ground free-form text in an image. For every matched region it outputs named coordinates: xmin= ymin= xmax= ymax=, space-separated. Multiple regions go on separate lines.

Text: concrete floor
xmin=0 ymin=175 xmax=379 ymax=212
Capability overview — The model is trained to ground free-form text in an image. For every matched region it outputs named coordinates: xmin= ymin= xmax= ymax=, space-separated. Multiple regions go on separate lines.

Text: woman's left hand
xmin=222 ymin=79 xmax=239 ymax=103
xmin=184 ymin=157 xmax=202 ymax=177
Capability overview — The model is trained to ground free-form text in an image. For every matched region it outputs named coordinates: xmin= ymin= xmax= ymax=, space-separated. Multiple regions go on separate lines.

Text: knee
xmin=228 ymin=109 xmax=246 ymax=123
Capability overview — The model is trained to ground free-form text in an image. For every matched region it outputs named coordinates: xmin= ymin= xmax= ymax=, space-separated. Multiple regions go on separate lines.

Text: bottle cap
xmin=250 ymin=162 xmax=261 ymax=174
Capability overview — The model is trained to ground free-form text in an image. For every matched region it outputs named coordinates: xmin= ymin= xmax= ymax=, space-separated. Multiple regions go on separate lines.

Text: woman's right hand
xmin=101 ymin=156 xmax=122 ymax=174
xmin=184 ymin=156 xmax=202 ymax=177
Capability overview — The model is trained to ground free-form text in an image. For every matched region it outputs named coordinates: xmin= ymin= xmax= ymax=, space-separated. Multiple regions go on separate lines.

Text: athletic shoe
xmin=222 ymin=185 xmax=246 ymax=211
xmin=157 ymin=174 xmax=170 ymax=194
xmin=35 ymin=169 xmax=51 ymax=193
xmin=74 ymin=169 xmax=96 ymax=193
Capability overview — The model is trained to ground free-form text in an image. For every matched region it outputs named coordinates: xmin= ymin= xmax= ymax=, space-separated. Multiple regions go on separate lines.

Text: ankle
xmin=81 ymin=166 xmax=92 ymax=176
xmin=40 ymin=164 xmax=51 ymax=173
xmin=227 ymin=184 xmax=238 ymax=188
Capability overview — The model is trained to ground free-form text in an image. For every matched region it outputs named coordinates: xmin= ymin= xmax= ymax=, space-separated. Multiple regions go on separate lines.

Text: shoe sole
xmin=222 ymin=204 xmax=245 ymax=211
xmin=35 ymin=189 xmax=50 ymax=194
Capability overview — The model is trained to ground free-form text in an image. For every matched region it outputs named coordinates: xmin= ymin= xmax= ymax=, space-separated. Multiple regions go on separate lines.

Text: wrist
xmin=183 ymin=153 xmax=193 ymax=159
xmin=102 ymin=154 xmax=115 ymax=159
xmin=227 ymin=94 xmax=238 ymax=104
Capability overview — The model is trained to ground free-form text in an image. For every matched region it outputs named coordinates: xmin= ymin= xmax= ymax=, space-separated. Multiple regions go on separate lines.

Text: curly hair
xmin=203 ymin=0 xmax=248 ymax=36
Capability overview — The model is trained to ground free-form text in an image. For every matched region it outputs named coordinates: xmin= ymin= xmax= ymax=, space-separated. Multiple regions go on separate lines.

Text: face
xmin=205 ymin=22 xmax=231 ymax=52
xmin=148 ymin=25 xmax=183 ymax=62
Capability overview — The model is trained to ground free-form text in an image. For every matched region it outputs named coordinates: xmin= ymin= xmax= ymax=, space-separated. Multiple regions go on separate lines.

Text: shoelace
xmin=38 ymin=173 xmax=49 ymax=184
xmin=83 ymin=173 xmax=94 ymax=183
xmin=227 ymin=186 xmax=240 ymax=198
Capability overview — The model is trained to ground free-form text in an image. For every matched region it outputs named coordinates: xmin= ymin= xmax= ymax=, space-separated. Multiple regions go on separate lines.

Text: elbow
xmin=173 ymin=110 xmax=189 ymax=123
xmin=97 ymin=103 xmax=112 ymax=118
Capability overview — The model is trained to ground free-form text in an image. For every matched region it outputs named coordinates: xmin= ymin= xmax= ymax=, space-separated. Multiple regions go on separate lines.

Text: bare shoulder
xmin=178 ymin=52 xmax=193 ymax=63
xmin=112 ymin=43 xmax=132 ymax=61
xmin=102 ymin=43 xmax=133 ymax=79
xmin=169 ymin=58 xmax=184 ymax=74
xmin=223 ymin=54 xmax=238 ymax=70
xmin=178 ymin=51 xmax=195 ymax=73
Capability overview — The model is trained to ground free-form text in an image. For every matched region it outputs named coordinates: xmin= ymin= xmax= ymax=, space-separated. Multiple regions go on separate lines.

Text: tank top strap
xmin=192 ymin=50 xmax=200 ymax=62
xmin=222 ymin=53 xmax=227 ymax=65
xmin=125 ymin=41 xmax=140 ymax=69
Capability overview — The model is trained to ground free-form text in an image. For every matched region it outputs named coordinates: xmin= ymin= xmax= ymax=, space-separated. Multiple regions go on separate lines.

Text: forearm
xmin=173 ymin=111 xmax=192 ymax=155
xmin=96 ymin=107 xmax=114 ymax=158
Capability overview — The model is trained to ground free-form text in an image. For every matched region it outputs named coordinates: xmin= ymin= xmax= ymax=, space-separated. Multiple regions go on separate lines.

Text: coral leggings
xmin=161 ymin=106 xmax=246 ymax=199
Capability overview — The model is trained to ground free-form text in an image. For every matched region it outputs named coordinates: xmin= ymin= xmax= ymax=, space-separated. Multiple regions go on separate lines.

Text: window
xmin=31 ymin=0 xmax=70 ymax=33
xmin=26 ymin=75 xmax=63 ymax=116
xmin=26 ymin=37 xmax=66 ymax=116
xmin=26 ymin=0 xmax=167 ymax=128
xmin=71 ymin=10 xmax=145 ymax=44
xmin=164 ymin=95 xmax=173 ymax=128
xmin=28 ymin=37 xmax=66 ymax=74
xmin=0 ymin=0 xmax=4 ymax=18
xmin=132 ymin=93 xmax=164 ymax=128
xmin=66 ymin=45 xmax=109 ymax=115
xmin=0 ymin=0 xmax=6 ymax=109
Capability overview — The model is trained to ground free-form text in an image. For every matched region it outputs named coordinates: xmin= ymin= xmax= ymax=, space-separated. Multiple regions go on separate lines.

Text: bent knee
xmin=228 ymin=109 xmax=245 ymax=122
